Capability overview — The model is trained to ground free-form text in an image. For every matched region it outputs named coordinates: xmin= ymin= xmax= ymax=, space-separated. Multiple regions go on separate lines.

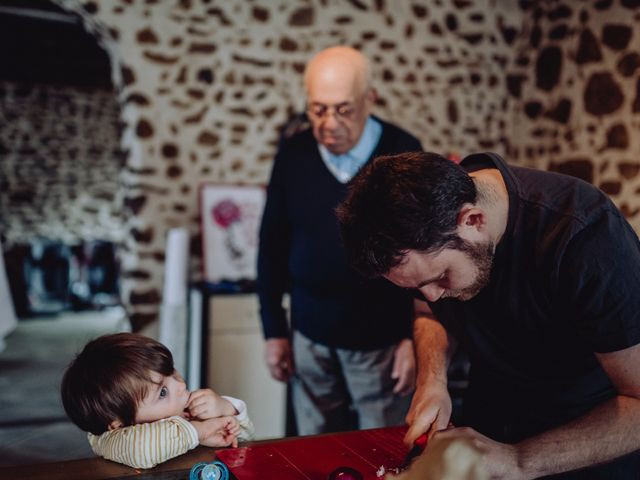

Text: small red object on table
xmin=400 ymin=433 xmax=428 ymax=469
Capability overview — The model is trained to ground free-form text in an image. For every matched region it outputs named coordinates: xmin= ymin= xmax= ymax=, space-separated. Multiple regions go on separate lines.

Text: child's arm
xmin=186 ymin=389 xmax=237 ymax=419
xmin=221 ymin=395 xmax=255 ymax=441
xmin=88 ymin=416 xmax=198 ymax=469
xmin=186 ymin=390 xmax=255 ymax=442
xmin=191 ymin=416 xmax=241 ymax=448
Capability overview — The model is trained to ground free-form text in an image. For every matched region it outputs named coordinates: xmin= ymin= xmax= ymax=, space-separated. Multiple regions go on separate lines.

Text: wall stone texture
xmin=0 ymin=82 xmax=124 ymax=245
xmin=2 ymin=0 xmax=638 ymax=330
xmin=506 ymin=1 xmax=640 ymax=221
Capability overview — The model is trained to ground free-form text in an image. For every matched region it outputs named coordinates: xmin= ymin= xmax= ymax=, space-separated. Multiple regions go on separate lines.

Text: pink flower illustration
xmin=212 ymin=199 xmax=242 ymax=229
xmin=211 ymin=199 xmax=244 ymax=260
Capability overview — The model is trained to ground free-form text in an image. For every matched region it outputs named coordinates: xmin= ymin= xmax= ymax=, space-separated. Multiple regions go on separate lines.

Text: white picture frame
xmin=200 ymin=183 xmax=265 ymax=283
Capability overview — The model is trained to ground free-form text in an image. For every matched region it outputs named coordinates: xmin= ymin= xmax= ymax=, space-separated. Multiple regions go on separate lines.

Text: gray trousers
xmin=291 ymin=331 xmax=412 ymax=435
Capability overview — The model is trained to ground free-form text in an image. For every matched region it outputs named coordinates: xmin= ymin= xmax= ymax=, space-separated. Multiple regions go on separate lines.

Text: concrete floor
xmin=0 ymin=308 xmax=128 ymax=467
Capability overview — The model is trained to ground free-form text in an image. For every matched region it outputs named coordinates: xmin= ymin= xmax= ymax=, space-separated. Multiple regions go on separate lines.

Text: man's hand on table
xmin=404 ymin=379 xmax=452 ymax=446
xmin=427 ymin=427 xmax=525 ymax=480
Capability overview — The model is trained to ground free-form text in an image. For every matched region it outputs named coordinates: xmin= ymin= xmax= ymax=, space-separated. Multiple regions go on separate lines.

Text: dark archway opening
xmin=0 ymin=0 xmax=125 ymax=318
xmin=0 ymin=0 xmax=111 ymax=87
xmin=0 ymin=1 xmax=131 ymax=467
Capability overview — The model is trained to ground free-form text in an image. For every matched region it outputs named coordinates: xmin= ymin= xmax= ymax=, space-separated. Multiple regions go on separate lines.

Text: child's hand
xmin=187 ymin=389 xmax=236 ymax=420
xmin=196 ymin=416 xmax=240 ymax=448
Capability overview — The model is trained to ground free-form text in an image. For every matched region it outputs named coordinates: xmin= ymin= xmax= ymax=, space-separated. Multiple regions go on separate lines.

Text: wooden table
xmin=0 ymin=426 xmax=408 ymax=480
xmin=0 ymin=445 xmax=220 ymax=480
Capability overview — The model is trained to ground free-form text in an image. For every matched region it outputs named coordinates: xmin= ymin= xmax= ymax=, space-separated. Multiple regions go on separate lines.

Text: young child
xmin=61 ymin=332 xmax=254 ymax=469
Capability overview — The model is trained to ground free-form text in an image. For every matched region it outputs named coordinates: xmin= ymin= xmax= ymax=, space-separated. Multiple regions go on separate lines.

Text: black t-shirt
xmin=428 ymin=153 xmax=640 ymax=444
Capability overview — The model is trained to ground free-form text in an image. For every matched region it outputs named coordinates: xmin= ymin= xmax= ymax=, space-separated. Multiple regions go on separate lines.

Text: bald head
xmin=303 ymin=46 xmax=376 ymax=154
xmin=303 ymin=46 xmax=372 ymax=96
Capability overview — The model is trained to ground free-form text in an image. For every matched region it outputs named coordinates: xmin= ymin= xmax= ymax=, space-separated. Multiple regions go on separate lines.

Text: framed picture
xmin=200 ymin=183 xmax=266 ymax=283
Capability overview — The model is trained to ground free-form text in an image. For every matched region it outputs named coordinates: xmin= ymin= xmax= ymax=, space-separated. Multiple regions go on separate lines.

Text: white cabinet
xmin=0 ymin=239 xmax=17 ymax=351
xmin=206 ymin=294 xmax=286 ymax=440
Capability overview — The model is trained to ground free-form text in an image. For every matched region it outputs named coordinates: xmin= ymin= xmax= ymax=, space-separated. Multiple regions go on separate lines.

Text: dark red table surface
xmin=217 ymin=426 xmax=407 ymax=479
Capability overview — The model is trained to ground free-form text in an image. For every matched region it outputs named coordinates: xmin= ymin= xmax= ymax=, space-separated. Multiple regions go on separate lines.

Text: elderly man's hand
xmin=264 ymin=338 xmax=294 ymax=382
xmin=391 ymin=338 xmax=416 ymax=396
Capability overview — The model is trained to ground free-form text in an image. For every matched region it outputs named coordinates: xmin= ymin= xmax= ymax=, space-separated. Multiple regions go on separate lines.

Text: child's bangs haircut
xmin=61 ymin=333 xmax=174 ymax=435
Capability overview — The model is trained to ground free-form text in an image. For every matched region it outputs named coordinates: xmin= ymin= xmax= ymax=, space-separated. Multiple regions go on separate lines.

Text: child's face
xmin=134 ymin=370 xmax=190 ymax=424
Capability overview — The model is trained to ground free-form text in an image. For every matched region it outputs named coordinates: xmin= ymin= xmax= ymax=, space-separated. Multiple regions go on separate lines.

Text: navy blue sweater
xmin=257 ymin=118 xmax=422 ymax=350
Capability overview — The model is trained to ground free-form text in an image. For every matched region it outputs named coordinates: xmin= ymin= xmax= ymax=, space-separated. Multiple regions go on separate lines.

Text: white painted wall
xmin=207 ymin=294 xmax=286 ymax=440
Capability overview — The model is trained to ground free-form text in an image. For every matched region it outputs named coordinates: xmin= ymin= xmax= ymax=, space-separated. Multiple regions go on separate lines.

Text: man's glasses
xmin=306 ymin=102 xmax=357 ymax=121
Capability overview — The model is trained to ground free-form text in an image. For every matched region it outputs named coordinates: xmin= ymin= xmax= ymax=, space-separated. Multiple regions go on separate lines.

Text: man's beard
xmin=441 ymin=239 xmax=494 ymax=301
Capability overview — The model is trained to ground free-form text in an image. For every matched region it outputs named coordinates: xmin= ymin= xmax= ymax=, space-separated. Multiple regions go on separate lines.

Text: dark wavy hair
xmin=337 ymin=151 xmax=477 ymax=278
xmin=61 ymin=333 xmax=174 ymax=435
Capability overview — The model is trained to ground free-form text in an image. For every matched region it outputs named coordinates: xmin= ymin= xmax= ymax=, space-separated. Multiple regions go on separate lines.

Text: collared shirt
xmin=318 ymin=116 xmax=382 ymax=183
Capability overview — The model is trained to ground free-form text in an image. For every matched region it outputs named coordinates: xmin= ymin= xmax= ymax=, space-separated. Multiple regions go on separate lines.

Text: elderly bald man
xmin=257 ymin=46 xmax=423 ymax=435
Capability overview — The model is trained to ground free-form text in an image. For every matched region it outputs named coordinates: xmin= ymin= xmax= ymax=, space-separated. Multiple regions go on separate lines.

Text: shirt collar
xmin=318 ymin=116 xmax=381 ymax=163
xmin=349 ymin=116 xmax=381 ymax=163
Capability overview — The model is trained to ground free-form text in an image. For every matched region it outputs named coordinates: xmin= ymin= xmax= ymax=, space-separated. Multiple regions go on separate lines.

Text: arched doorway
xmin=0 ymin=0 xmax=125 ymax=317
xmin=0 ymin=0 xmax=129 ymax=466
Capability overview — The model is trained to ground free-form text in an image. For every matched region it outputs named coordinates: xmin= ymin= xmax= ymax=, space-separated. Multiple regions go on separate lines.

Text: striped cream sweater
xmin=88 ymin=396 xmax=254 ymax=469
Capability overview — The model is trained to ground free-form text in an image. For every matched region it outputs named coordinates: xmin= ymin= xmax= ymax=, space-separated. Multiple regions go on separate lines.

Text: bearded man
xmin=338 ymin=151 xmax=640 ymax=479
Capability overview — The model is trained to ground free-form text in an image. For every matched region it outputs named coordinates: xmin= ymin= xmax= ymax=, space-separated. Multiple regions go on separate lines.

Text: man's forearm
xmin=516 ymin=395 xmax=640 ymax=478
xmin=402 ymin=312 xmax=457 ymax=443
xmin=413 ymin=313 xmax=456 ymax=388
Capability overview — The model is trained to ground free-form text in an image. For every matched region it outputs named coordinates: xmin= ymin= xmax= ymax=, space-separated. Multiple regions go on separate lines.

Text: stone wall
xmin=2 ymin=0 xmax=637 ymax=330
xmin=0 ymin=82 xmax=124 ymax=244
xmin=506 ymin=1 xmax=640 ymax=221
